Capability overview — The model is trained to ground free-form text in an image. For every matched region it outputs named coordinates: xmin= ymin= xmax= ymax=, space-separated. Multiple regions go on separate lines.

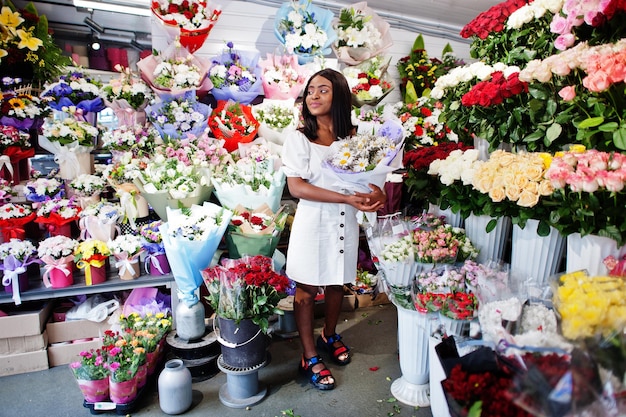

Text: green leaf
xmin=412 ymin=34 xmax=425 ymax=51
xmin=405 ymin=80 xmax=418 ymax=104
xmin=577 ymin=116 xmax=605 ymax=129
xmin=441 ymin=42 xmax=454 ymax=56
xmin=614 ymin=127 xmax=626 ymax=150
xmin=468 ymin=401 xmax=483 ymax=417
xmin=486 ymin=218 xmax=497 ymax=233
xmin=537 ymin=220 xmax=551 ymax=237
xmin=545 ymin=123 xmax=562 ymax=144
xmin=599 ymin=122 xmax=619 ymax=132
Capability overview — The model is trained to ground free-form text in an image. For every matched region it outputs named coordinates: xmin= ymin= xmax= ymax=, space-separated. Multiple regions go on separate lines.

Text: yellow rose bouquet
xmin=74 ymin=239 xmax=111 ymax=285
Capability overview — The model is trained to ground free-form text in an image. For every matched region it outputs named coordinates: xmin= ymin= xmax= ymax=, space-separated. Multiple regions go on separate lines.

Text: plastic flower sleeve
xmin=216 ymin=266 xmax=246 ymax=321
xmin=258 ymin=52 xmax=309 ymax=100
xmin=159 ymin=203 xmax=232 ymax=306
xmin=208 ymin=48 xmax=263 ymax=104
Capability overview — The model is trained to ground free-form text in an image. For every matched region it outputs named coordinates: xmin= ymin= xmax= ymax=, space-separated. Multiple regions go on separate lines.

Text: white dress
xmin=281 ymin=130 xmax=359 ymax=286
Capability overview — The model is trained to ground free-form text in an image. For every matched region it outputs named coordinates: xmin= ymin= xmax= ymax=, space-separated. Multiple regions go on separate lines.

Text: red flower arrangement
xmin=460 ymin=0 xmax=530 ymax=40
xmin=461 ymin=71 xmax=529 ymax=108
xmin=413 ymin=292 xmax=447 ymax=313
xmin=0 ymin=203 xmax=36 ymax=241
xmin=440 ymin=291 xmax=478 ymax=320
xmin=208 ymin=100 xmax=259 ymax=152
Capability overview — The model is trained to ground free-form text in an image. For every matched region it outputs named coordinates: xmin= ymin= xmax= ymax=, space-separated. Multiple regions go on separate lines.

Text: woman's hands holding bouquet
xmin=350 ymin=183 xmax=386 ymax=212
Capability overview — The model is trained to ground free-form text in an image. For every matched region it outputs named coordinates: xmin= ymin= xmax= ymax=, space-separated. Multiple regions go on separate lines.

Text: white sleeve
xmin=281 ymin=130 xmax=312 ymax=180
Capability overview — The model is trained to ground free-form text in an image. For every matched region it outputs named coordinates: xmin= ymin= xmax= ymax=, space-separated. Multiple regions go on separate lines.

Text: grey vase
xmin=175 ymin=301 xmax=205 ymax=341
xmin=158 ymin=359 xmax=192 ymax=415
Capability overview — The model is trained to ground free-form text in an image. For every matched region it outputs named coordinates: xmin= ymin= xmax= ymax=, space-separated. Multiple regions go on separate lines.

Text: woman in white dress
xmin=281 ymin=68 xmax=386 ymax=390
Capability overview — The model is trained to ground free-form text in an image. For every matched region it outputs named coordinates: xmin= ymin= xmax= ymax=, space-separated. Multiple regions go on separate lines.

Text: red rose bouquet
xmin=208 ymin=100 xmax=259 ymax=152
xmin=0 ymin=202 xmax=36 ymax=241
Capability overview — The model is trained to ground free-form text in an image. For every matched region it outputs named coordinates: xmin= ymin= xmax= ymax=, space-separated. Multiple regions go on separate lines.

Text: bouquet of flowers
xmin=137 ymin=43 xmax=212 ymax=99
xmin=208 ymin=42 xmax=263 ymax=104
xmin=104 ymin=334 xmax=143 ymax=387
xmin=108 ymin=234 xmax=145 ymax=280
xmin=393 ymin=98 xmax=459 ymax=148
xmin=38 ymin=235 xmax=78 ymax=288
xmin=78 ymin=201 xmax=122 ymax=242
xmin=545 ymin=148 xmax=626 ymax=246
xmin=251 ymin=98 xmax=299 ymax=151
xmin=412 ymin=266 xmax=464 ymax=313
xmin=331 ymin=1 xmax=393 ymax=66
xmin=41 ymin=69 xmax=105 ymax=114
xmin=0 ymin=124 xmax=32 ymax=169
xmin=0 ymin=202 xmax=36 ymax=241
xmin=258 ymin=52 xmax=309 ymax=100
xmin=139 ymin=220 xmax=171 ymax=275
xmin=69 ymin=173 xmax=107 ymax=202
xmin=211 ymin=139 xmax=286 ymax=212
xmin=24 ymin=177 xmax=64 ymax=204
xmin=74 ymin=239 xmax=111 ymax=285
xmin=41 ymin=116 xmax=99 ymax=147
xmin=146 ymin=91 xmax=211 ymax=141
xmin=321 ymin=119 xmax=404 ymax=195
xmin=412 ymin=224 xmax=477 ymax=264
xmin=208 ymin=99 xmax=260 ymax=152
xmin=34 ymin=197 xmax=81 ymax=236
xmin=274 ymin=0 xmax=336 ymax=63
xmin=0 ymin=1 xmax=71 ymax=87
xmin=342 ymin=55 xmax=394 ymax=107
xmin=352 ymin=105 xmax=387 ymax=135
xmin=151 ymin=0 xmax=222 ymax=53
xmin=202 ymin=254 xmax=290 ymax=333
xmin=0 ymin=91 xmax=51 ymax=131
xmin=102 ymin=65 xmax=154 ymax=127
xmin=100 ymin=124 xmax=160 ymax=161
xmin=225 ymin=203 xmax=289 ymax=259
xmin=0 ymin=238 xmax=39 ymax=304
xmin=160 ymin=202 xmax=232 ymax=306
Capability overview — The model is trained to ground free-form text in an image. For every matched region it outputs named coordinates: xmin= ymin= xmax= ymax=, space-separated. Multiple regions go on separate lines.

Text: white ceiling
xmin=14 ymin=0 xmax=500 ymax=46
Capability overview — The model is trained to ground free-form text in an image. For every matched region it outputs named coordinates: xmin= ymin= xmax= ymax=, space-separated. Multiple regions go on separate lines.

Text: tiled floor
xmin=0 ymin=303 xmax=435 ymax=417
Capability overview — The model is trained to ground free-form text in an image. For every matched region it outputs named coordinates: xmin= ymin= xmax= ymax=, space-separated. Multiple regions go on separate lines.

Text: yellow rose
xmin=569 ymin=144 xmax=586 ymax=153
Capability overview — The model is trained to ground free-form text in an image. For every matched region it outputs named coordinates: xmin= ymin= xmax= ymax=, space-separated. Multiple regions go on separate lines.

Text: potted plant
xmin=69 ymin=348 xmax=110 ymax=403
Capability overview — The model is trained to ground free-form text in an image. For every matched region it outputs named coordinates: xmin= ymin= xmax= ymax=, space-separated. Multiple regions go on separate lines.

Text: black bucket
xmin=216 ymin=317 xmax=267 ymax=369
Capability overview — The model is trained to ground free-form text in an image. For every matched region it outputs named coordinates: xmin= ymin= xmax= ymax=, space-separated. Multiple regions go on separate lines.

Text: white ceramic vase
xmin=510 ymin=219 xmax=565 ymax=284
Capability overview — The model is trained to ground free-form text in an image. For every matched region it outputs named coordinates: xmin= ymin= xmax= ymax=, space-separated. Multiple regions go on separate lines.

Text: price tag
xmin=391 ymin=224 xmax=404 ymax=235
xmin=94 ymin=402 xmax=116 ymax=411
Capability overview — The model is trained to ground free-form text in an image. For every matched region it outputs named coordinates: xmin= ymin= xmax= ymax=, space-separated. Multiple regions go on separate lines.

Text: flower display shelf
xmin=216 ymin=353 xmax=269 ymax=409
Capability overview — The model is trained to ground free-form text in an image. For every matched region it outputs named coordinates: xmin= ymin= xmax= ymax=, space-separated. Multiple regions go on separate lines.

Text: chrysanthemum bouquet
xmin=208 ymin=42 xmax=262 ymax=104
xmin=101 ymin=124 xmax=160 ymax=161
xmin=322 ymin=119 xmax=404 ymax=194
xmin=211 ymin=140 xmax=286 ymax=212
xmin=146 ymin=91 xmax=211 ymax=140
xmin=35 ymin=197 xmax=81 ymax=234
xmin=274 ymin=0 xmax=336 ymax=63
xmin=258 ymin=52 xmax=309 ymax=100
xmin=0 ymin=238 xmax=39 ymax=303
xmin=252 ymin=99 xmax=299 ymax=150
xmin=160 ymin=202 xmax=232 ymax=305
xmin=208 ymin=99 xmax=260 ymax=152
xmin=41 ymin=70 xmax=106 ymax=113
xmin=342 ymin=55 xmax=394 ymax=107
xmin=38 ymin=235 xmax=79 ymax=288
xmin=108 ymin=234 xmax=145 ymax=279
xmin=74 ymin=239 xmax=110 ymax=264
xmin=69 ymin=174 xmax=107 ymax=197
xmin=331 ymin=1 xmax=392 ymax=66
xmin=24 ymin=177 xmax=64 ymax=203
xmin=202 ymin=254 xmax=290 ymax=333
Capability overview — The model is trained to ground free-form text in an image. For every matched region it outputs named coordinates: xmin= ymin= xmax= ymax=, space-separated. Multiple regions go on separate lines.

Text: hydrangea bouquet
xmin=208 ymin=42 xmax=263 ymax=104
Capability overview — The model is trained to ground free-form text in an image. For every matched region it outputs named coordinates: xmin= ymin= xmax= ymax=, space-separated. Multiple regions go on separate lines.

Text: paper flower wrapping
xmin=258 ymin=53 xmax=309 ymax=100
xmin=331 ymin=1 xmax=393 ymax=66
xmin=208 ymin=100 xmax=259 ymax=152
xmin=208 ymin=43 xmax=263 ymax=104
xmin=146 ymin=91 xmax=211 ymax=141
xmin=274 ymin=0 xmax=337 ymax=64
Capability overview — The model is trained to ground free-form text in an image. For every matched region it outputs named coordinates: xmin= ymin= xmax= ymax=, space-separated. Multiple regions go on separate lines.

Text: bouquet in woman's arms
xmin=322 ymin=119 xmax=404 ymax=194
xmin=331 ymin=1 xmax=393 ymax=66
xmin=160 ymin=202 xmax=232 ymax=306
xmin=209 ymin=42 xmax=262 ymax=104
xmin=202 ymin=254 xmax=290 ymax=333
xmin=225 ymin=203 xmax=288 ymax=259
xmin=211 ymin=139 xmax=285 ymax=212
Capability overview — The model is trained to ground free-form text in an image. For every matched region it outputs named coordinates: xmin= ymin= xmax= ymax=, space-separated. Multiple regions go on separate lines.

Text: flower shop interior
xmin=1 ymin=0 xmax=625 ymax=416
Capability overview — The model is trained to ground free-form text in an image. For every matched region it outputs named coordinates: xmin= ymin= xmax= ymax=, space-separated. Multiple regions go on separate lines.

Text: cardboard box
xmin=0 ymin=350 xmax=49 ymax=376
xmin=0 ymin=302 xmax=52 ymax=338
xmin=46 ymin=319 xmax=111 ymax=344
xmin=0 ymin=330 xmax=48 ymax=355
xmin=354 ymin=292 xmax=390 ymax=309
xmin=48 ymin=339 xmax=102 ymax=367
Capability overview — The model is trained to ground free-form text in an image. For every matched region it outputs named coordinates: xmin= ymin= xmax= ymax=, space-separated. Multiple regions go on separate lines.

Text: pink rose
xmin=554 ymin=33 xmax=576 ymax=51
xmin=583 ymin=71 xmax=611 ymax=92
xmin=549 ymin=15 xmax=570 ymax=34
xmin=558 ymin=86 xmax=576 ymax=101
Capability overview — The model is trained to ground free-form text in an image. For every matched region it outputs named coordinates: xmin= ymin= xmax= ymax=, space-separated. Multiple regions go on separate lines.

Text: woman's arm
xmin=287 ymin=177 xmax=385 ymax=212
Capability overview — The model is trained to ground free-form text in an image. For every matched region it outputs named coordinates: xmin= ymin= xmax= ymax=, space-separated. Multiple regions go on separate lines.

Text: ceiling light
xmin=73 ymin=0 xmax=152 ymax=17
xmin=84 ymin=16 xmax=105 ymax=33
xmin=91 ymin=40 xmax=101 ymax=51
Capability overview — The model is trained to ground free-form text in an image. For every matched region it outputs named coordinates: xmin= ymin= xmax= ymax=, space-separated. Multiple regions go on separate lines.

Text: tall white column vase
xmin=390 ymin=304 xmax=436 ymax=407
xmin=510 ymin=219 xmax=565 ymax=284
xmin=566 ymin=233 xmax=626 ymax=276
xmin=428 ymin=203 xmax=463 ymax=228
xmin=464 ymin=214 xmax=511 ymax=264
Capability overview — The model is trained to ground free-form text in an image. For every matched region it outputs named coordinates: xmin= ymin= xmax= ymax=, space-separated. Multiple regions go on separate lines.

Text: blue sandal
xmin=317 ymin=331 xmax=351 ymax=365
xmin=299 ymin=355 xmax=335 ymax=391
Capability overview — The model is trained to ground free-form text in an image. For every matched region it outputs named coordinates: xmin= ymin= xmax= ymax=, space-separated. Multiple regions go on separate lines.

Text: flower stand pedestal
xmin=390 ymin=304 xmax=437 ymax=407
xmin=510 ymin=219 xmax=565 ymax=284
xmin=566 ymin=233 xmax=626 ymax=276
xmin=464 ymin=214 xmax=511 ymax=264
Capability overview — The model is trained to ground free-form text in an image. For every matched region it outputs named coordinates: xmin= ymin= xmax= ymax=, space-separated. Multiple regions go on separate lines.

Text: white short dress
xmin=281 ymin=130 xmax=359 ymax=286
